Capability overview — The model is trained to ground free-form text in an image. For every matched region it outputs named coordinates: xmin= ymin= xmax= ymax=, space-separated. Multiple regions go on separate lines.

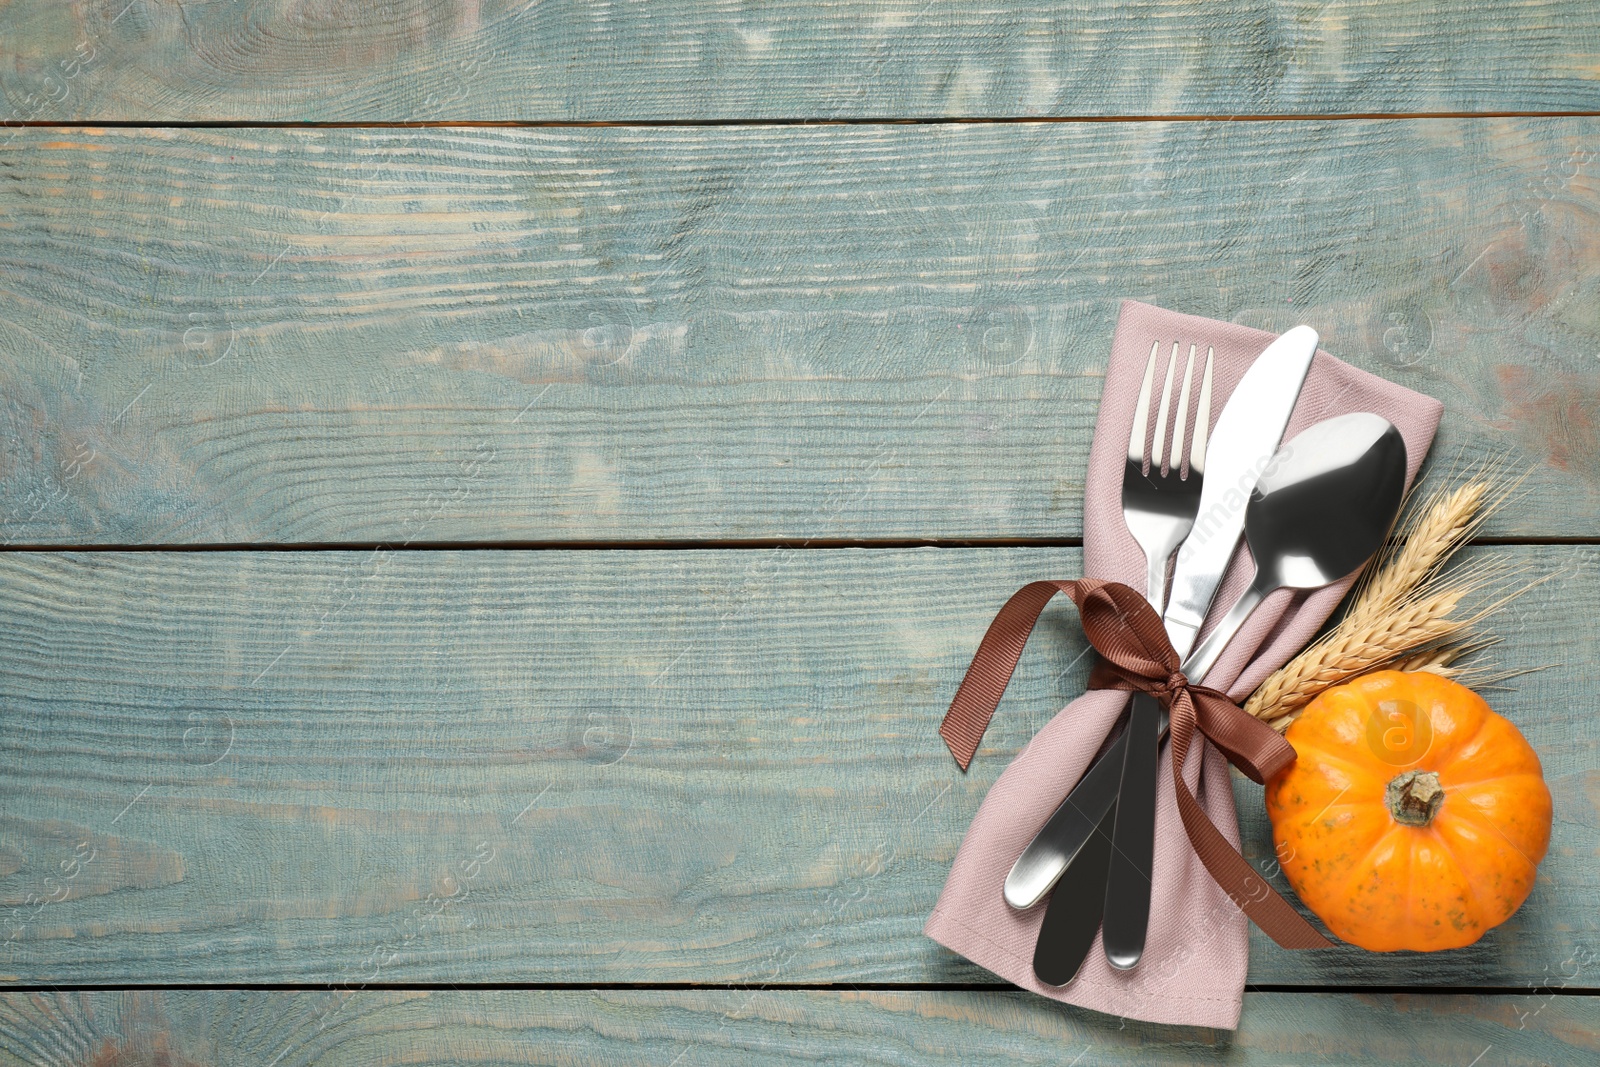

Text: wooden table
xmin=1 ymin=3 xmax=1596 ymax=1063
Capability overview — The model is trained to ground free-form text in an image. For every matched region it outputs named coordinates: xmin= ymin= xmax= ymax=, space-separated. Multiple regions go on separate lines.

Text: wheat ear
xmin=1248 ymin=462 xmax=1542 ymax=726
xmin=1247 ymin=587 xmax=1474 ymax=725
xmin=1391 ymin=643 xmax=1468 ymax=677
xmin=1345 ymin=481 xmax=1488 ymax=621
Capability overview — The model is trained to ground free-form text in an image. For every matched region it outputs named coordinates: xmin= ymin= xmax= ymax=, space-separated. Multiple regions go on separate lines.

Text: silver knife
xmin=1157 ymin=323 xmax=1321 ymax=657
xmin=1003 ymin=325 xmax=1320 ymax=914
xmin=1101 ymin=324 xmax=1318 ymax=969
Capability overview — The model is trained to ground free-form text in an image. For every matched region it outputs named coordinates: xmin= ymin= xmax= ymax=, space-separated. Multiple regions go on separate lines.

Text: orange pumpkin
xmin=1265 ymin=670 xmax=1551 ymax=952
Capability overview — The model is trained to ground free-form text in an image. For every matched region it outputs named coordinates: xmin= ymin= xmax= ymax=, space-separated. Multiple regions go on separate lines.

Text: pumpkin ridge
xmin=1419 ymin=697 xmax=1493 ymax=770
xmin=1385 ymin=826 xmax=1416 ymax=949
xmin=1285 ymin=743 xmax=1388 ymax=791
xmin=1437 ymin=770 xmax=1546 ymax=793
xmin=1275 ymin=799 xmax=1390 ymax=854
xmin=1322 ymin=812 xmax=1427 ymax=944
xmin=1426 ymin=821 xmax=1486 ymax=935
xmin=1346 ymin=822 xmax=1408 ymax=900
xmin=1291 ymin=797 xmax=1375 ymax=816
xmin=1437 ymin=803 xmax=1543 ymax=872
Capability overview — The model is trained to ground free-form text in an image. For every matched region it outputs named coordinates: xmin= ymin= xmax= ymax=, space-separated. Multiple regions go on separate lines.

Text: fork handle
xmin=1101 ymin=692 xmax=1162 ymax=969
xmin=1144 ymin=554 xmax=1168 ymax=614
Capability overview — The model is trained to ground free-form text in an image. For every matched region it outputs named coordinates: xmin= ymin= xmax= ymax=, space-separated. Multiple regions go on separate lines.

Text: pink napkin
xmin=924 ymin=300 xmax=1443 ymax=1029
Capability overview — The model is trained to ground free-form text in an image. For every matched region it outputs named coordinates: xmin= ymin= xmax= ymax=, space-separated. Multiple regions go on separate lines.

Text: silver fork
xmin=1124 ymin=340 xmax=1213 ymax=613
xmin=998 ymin=342 xmax=1209 ymax=908
xmin=1023 ymin=339 xmax=1214 ymax=984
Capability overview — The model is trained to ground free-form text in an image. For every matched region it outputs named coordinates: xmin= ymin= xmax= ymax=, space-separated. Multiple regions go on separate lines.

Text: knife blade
xmin=1157 ymin=324 xmax=1321 ymax=659
xmin=1099 ymin=324 xmax=1318 ymax=971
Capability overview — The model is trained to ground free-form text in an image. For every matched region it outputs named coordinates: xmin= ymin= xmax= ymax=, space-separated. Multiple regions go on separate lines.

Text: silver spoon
xmin=1178 ymin=411 xmax=1408 ymax=684
xmin=1024 ymin=411 xmax=1408 ymax=983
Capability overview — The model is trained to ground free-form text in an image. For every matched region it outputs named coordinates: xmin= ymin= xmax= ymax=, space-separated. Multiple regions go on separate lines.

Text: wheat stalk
xmin=1245 ymin=469 xmax=1529 ymax=726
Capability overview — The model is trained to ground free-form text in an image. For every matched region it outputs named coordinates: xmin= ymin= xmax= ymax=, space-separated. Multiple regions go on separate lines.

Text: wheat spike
xmin=1347 ymin=481 xmax=1487 ymax=622
xmin=1246 ymin=468 xmax=1542 ymax=727
xmin=1391 ymin=644 xmax=1467 ymax=676
xmin=1245 ymin=588 xmax=1471 ymax=723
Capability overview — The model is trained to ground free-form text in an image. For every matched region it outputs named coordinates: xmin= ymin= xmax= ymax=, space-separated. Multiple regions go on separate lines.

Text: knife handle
xmin=1032 ymin=802 xmax=1118 ymax=986
xmin=1101 ymin=692 xmax=1161 ymax=969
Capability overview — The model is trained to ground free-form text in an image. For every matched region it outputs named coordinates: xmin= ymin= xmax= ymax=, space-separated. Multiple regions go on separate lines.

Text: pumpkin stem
xmin=1385 ymin=770 xmax=1445 ymax=827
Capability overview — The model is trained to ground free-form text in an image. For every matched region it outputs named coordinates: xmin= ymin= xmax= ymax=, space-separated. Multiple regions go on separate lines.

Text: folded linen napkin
xmin=924 ymin=300 xmax=1443 ymax=1029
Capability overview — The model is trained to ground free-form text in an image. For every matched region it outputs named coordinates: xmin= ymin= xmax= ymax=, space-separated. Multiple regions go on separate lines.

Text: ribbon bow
xmin=938 ymin=577 xmax=1332 ymax=950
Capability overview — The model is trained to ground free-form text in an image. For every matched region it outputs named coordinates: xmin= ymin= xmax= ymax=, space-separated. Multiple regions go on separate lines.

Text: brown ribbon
xmin=939 ymin=577 xmax=1333 ymax=950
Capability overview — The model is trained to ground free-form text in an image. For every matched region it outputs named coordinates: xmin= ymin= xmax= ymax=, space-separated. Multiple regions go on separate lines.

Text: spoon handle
xmin=1181 ymin=575 xmax=1269 ymax=684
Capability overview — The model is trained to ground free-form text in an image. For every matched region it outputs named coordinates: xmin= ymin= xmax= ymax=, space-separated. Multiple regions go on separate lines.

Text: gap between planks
xmin=0 ymin=537 xmax=1593 ymax=553
xmin=7 ymin=111 xmax=1600 ymax=132
xmin=0 ymin=983 xmax=1595 ymax=997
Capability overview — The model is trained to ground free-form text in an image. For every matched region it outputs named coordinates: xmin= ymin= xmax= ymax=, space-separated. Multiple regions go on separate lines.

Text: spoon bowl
xmin=1182 ymin=412 xmax=1408 ymax=682
xmin=1250 ymin=412 xmax=1409 ymax=589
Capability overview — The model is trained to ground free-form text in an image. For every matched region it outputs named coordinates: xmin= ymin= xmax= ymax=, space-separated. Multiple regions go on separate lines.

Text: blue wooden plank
xmin=0 ymin=989 xmax=1593 ymax=1065
xmin=3 ymin=123 xmax=1598 ymax=544
xmin=0 ymin=546 xmax=1589 ymax=987
xmin=1 ymin=1 xmax=1598 ymax=121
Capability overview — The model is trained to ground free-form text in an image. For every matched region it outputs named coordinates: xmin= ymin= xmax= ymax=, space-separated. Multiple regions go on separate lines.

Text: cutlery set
xmin=1015 ymin=326 xmax=1410 ymax=985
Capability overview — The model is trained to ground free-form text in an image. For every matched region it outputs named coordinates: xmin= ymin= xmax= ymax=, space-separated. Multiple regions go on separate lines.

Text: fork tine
xmin=1189 ymin=347 xmax=1214 ymax=474
xmin=1128 ymin=341 xmax=1159 ymax=464
xmin=1150 ymin=343 xmax=1178 ymax=473
xmin=1169 ymin=343 xmax=1197 ymax=473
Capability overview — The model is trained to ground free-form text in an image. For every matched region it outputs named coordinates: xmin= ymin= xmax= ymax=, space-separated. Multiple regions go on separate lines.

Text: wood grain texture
xmin=4 ymin=121 xmax=1600 ymax=545
xmin=0 ymin=546 xmax=1592 ymax=987
xmin=0 ymin=990 xmax=1593 ymax=1065
xmin=1 ymin=1 xmax=1599 ymax=122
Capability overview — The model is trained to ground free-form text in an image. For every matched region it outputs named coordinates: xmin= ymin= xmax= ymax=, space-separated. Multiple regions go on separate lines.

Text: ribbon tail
xmin=1189 ymin=687 xmax=1298 ymax=784
xmin=939 ymin=576 xmax=1176 ymax=770
xmin=1169 ymin=693 xmax=1334 ymax=949
xmin=938 ymin=580 xmax=1087 ymax=770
